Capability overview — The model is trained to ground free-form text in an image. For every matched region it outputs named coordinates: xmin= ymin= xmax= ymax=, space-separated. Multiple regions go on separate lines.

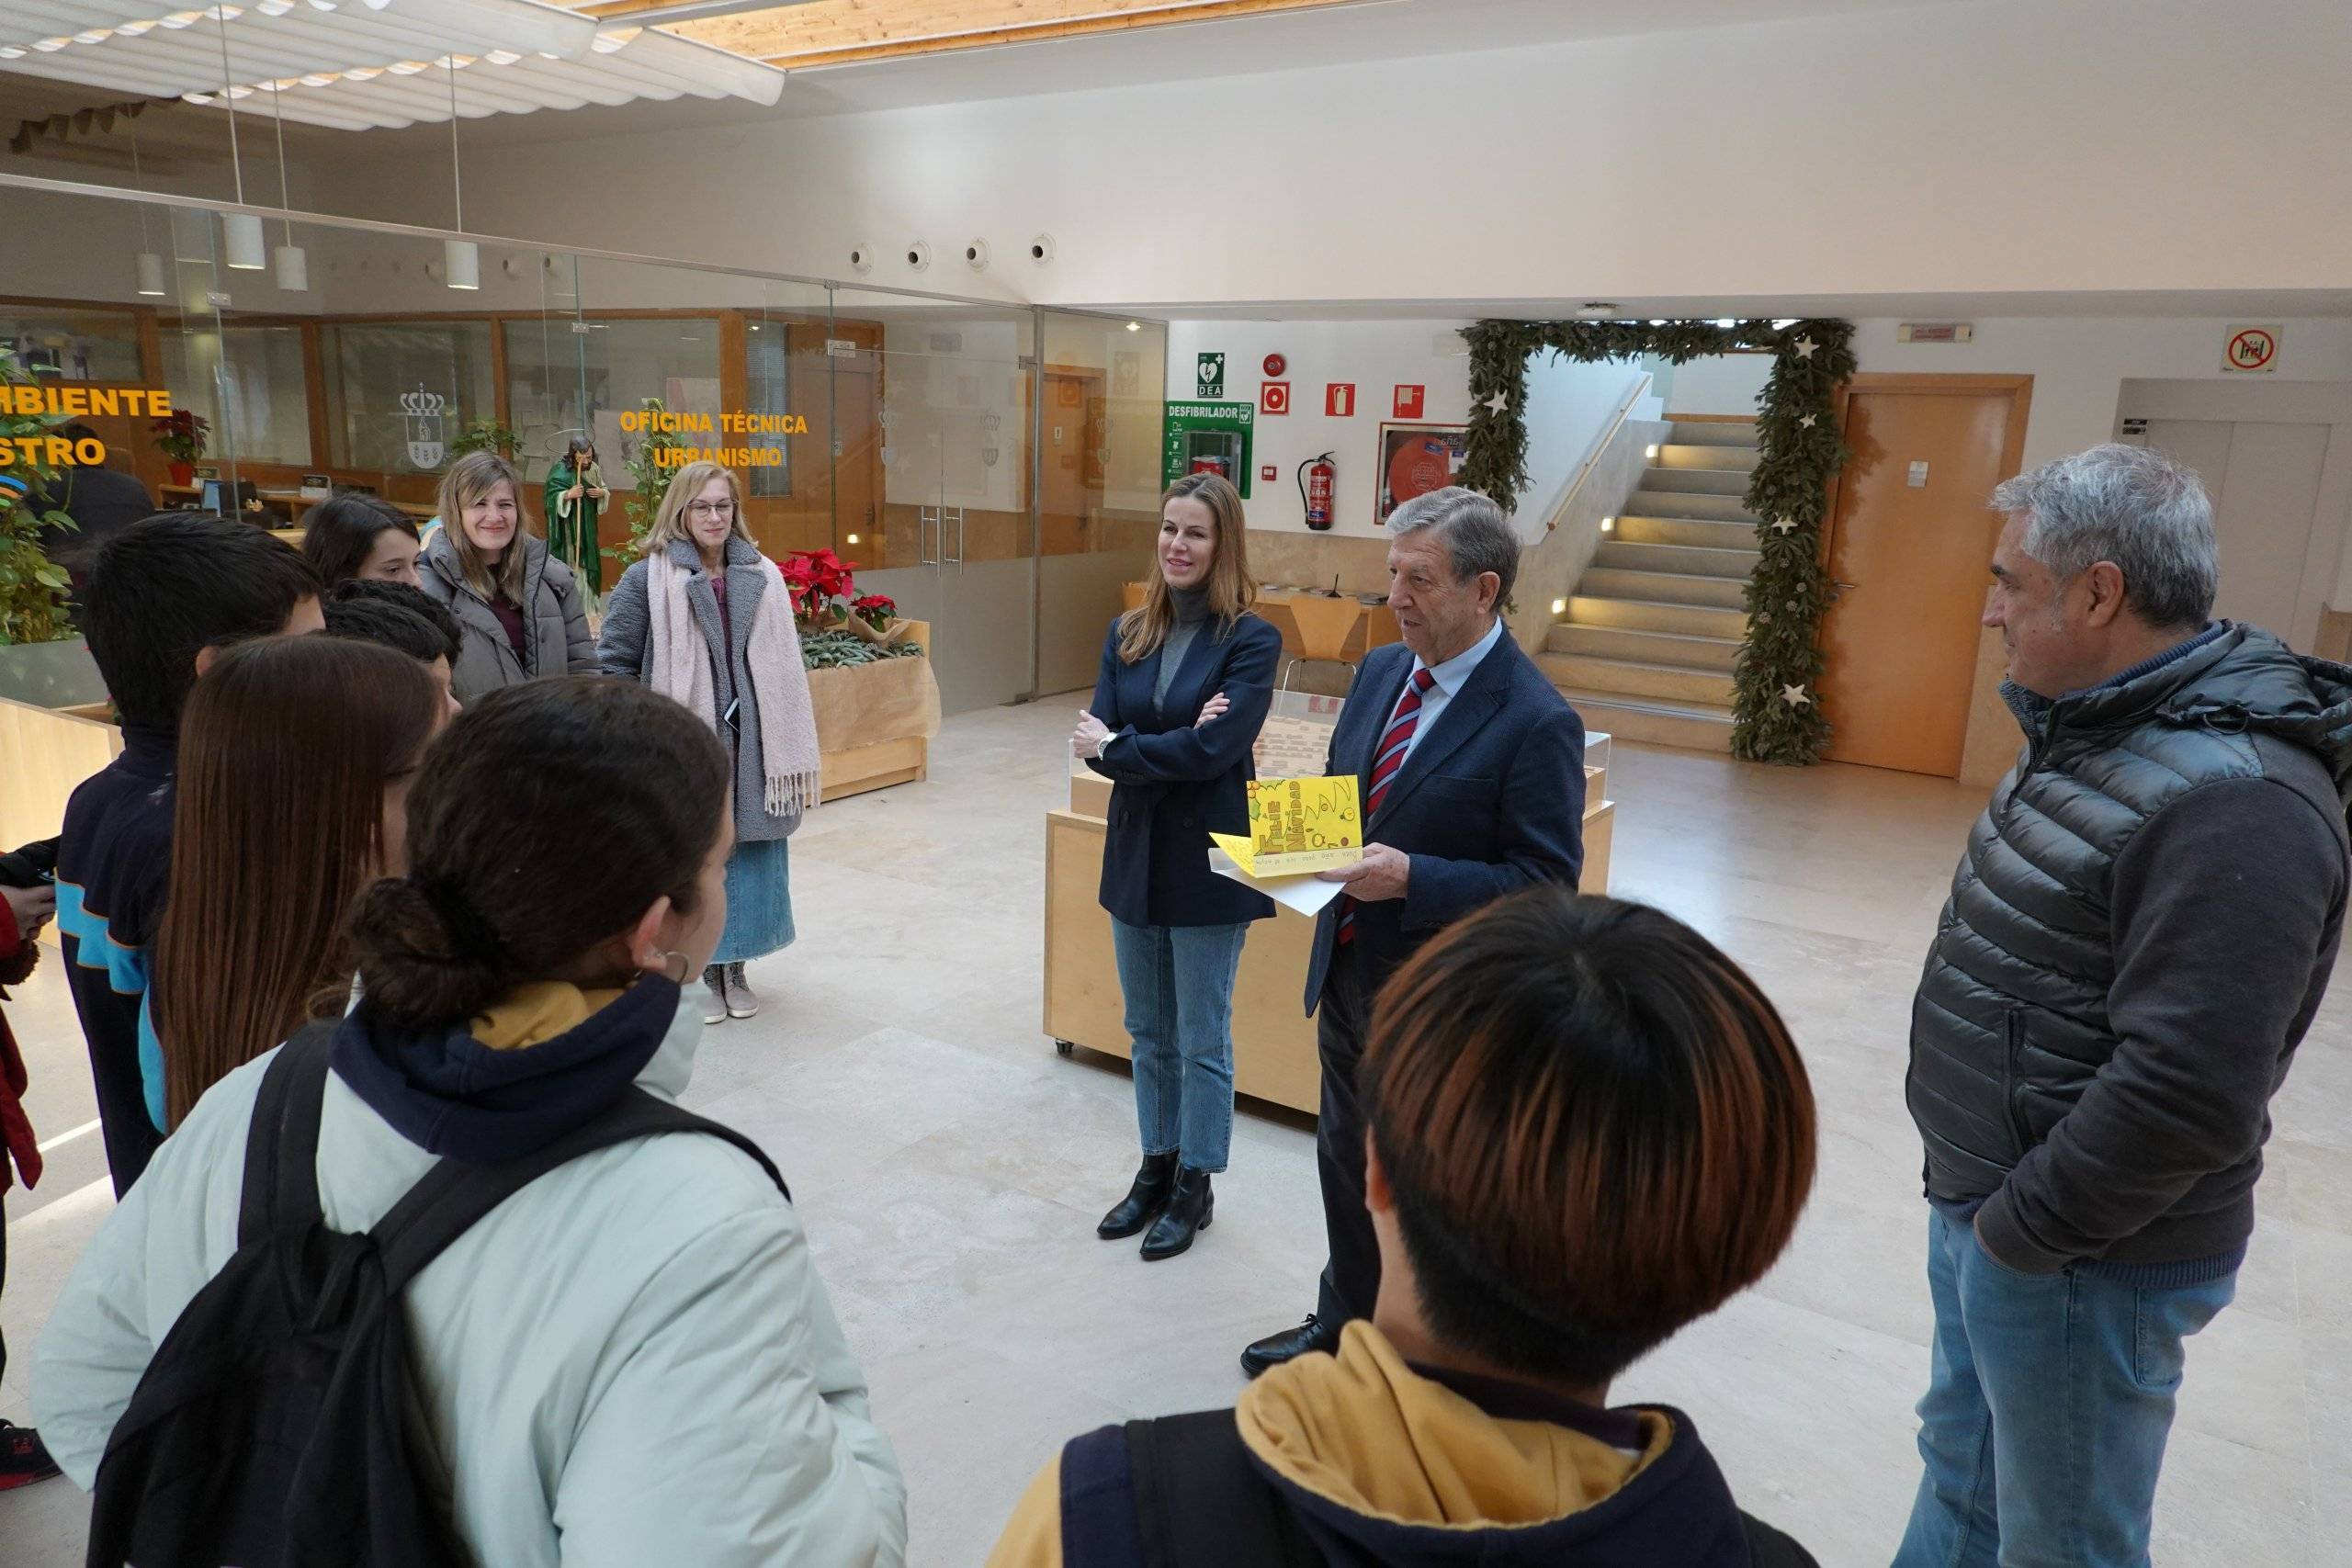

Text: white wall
xmin=1850 ymin=316 xmax=2352 ymax=470
xmin=1161 ymin=320 xmax=1645 ymax=538
xmin=278 ymin=0 xmax=2352 ymax=310
xmin=1650 ymin=354 xmax=1774 ymax=418
xmin=1164 ymin=320 xmax=1472 ymax=536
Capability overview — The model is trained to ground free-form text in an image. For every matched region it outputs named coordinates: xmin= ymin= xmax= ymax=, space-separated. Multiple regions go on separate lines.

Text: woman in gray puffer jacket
xmin=417 ymin=451 xmax=596 ymax=703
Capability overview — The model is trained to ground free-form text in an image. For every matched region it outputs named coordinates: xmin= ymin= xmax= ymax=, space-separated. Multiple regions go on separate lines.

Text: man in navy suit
xmin=1241 ymin=486 xmax=1586 ymax=1377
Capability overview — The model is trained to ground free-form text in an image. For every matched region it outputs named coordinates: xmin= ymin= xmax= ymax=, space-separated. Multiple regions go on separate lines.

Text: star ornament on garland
xmin=1799 ymin=412 xmax=1817 ymax=428
xmin=1483 ymin=389 xmax=1510 ymax=414
xmin=1793 ymin=337 xmax=1818 ymax=359
xmin=1780 ymin=683 xmax=1814 ymax=708
xmin=1771 ymin=517 xmax=1798 ymax=536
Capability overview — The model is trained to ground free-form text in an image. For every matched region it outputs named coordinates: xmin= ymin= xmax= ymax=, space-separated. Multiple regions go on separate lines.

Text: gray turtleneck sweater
xmin=1154 ymin=586 xmax=1214 ymax=715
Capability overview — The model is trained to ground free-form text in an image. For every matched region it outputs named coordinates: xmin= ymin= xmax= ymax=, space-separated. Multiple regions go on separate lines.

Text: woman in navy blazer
xmin=1073 ymin=472 xmax=1281 ymax=1262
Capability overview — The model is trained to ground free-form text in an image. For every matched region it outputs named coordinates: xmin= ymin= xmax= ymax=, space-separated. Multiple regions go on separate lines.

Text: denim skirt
xmin=710 ymin=835 xmax=796 ymax=964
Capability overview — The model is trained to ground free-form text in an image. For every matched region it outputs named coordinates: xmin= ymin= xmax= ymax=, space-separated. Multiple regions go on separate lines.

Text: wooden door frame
xmin=1821 ymin=372 xmax=2034 ymax=570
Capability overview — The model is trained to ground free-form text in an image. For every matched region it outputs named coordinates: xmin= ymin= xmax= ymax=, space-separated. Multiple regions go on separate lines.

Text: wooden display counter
xmin=1045 ymin=752 xmax=1614 ymax=1116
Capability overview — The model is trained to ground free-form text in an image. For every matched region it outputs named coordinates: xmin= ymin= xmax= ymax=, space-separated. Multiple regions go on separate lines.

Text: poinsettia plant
xmin=781 ymin=548 xmax=858 ymax=624
xmin=852 ymin=592 xmax=897 ymax=631
xmin=151 ymin=408 xmax=209 ymax=465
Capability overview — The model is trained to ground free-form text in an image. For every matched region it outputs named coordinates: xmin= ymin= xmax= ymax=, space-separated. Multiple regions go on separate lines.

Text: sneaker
xmin=0 ymin=1421 xmax=61 ymax=1490
xmin=701 ymin=966 xmax=729 ymax=1025
xmin=723 ymin=962 xmax=760 ymax=1020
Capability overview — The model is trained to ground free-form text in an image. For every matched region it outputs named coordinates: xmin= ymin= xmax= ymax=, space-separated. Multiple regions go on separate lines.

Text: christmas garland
xmin=1461 ymin=317 xmax=1856 ymax=765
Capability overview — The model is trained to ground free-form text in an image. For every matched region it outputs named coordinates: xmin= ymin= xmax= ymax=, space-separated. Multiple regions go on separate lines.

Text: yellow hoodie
xmin=986 ymin=1322 xmax=1718 ymax=1568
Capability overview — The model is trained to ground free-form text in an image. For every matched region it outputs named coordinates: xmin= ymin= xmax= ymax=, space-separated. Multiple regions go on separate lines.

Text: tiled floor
xmin=5 ymin=697 xmax=2347 ymax=1564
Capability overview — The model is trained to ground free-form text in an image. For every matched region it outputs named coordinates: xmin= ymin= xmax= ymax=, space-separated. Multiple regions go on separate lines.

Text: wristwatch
xmin=1094 ymin=732 xmax=1115 ymax=760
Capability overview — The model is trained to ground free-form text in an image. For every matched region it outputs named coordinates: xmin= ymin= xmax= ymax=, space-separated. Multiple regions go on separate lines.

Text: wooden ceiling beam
xmin=574 ymin=1 xmax=1367 ymax=70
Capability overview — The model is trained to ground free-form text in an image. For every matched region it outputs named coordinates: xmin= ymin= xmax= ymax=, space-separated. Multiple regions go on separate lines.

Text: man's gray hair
xmin=1991 ymin=444 xmax=2218 ymax=629
xmin=1386 ymin=485 xmax=1519 ymax=610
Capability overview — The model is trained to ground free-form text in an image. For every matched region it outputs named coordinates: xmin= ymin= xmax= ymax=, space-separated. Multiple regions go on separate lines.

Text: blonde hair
xmin=1118 ymin=471 xmax=1257 ymax=664
xmin=645 ymin=461 xmax=752 ymax=556
xmin=437 ymin=451 xmax=530 ymax=601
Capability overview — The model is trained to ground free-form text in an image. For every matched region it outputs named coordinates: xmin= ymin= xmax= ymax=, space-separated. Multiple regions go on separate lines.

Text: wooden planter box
xmin=810 ymin=619 xmax=941 ymax=803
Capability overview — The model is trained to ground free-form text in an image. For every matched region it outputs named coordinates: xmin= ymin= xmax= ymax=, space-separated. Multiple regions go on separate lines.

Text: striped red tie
xmin=1338 ymin=668 xmax=1437 ymax=946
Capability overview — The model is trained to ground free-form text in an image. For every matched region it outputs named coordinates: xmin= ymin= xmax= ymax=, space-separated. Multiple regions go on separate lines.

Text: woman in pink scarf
xmin=595 ymin=461 xmax=820 ymax=1024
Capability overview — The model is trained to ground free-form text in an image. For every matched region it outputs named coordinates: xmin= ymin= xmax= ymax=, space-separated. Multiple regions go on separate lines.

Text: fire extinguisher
xmin=1297 ymin=452 xmax=1337 ymax=531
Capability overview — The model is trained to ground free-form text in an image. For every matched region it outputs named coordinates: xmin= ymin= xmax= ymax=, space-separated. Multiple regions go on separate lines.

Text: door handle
xmin=919 ymin=506 xmax=939 ymax=565
xmin=943 ymin=506 xmax=966 ymax=570
xmin=1833 ymin=580 xmax=1858 ymax=592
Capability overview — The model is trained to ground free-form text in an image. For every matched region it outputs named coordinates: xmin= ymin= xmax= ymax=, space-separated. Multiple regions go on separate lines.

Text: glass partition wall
xmin=0 ymin=176 xmax=1165 ymax=714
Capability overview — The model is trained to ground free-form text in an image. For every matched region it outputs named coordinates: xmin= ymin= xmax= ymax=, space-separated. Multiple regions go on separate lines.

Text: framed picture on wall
xmin=1375 ymin=422 xmax=1469 ymax=526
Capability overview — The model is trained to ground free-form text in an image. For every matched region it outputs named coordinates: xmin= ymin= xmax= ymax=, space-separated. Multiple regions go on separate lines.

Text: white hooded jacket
xmin=32 ymin=987 xmax=907 ymax=1567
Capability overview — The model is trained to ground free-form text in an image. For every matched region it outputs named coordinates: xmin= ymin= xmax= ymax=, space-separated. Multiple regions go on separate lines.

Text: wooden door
xmin=1039 ymin=369 xmax=1103 ymax=556
xmin=1819 ymin=375 xmax=2031 ymax=776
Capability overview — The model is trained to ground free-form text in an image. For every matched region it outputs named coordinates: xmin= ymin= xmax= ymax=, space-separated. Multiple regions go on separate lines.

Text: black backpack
xmin=85 ymin=1023 xmax=788 ymax=1568
xmin=1094 ymin=1412 xmax=1822 ymax=1568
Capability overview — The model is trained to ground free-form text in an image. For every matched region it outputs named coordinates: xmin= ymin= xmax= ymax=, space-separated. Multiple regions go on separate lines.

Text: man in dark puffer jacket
xmin=1894 ymin=444 xmax=2352 ymax=1568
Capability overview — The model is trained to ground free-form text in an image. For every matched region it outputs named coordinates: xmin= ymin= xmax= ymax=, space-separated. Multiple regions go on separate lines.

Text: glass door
xmin=836 ymin=290 xmax=1038 ymax=716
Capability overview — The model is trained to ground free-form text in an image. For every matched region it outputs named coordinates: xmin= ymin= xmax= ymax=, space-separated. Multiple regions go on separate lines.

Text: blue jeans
xmin=1108 ymin=919 xmax=1248 ymax=1174
xmin=1893 ymin=1206 xmax=2235 ymax=1568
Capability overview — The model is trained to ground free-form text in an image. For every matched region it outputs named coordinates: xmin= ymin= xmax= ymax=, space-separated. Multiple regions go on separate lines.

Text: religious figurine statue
xmin=545 ymin=436 xmax=611 ymax=593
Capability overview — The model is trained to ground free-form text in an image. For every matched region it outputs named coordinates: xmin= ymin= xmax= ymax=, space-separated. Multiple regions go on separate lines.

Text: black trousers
xmin=1313 ymin=957 xmax=1379 ymax=1328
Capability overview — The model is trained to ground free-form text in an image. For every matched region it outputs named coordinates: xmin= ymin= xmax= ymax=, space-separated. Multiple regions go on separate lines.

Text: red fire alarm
xmin=1262 ymin=353 xmax=1286 ymax=378
xmin=1260 ymin=464 xmax=1278 ymax=482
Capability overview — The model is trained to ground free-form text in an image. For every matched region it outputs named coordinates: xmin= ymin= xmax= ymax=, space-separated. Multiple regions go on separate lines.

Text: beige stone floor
xmin=5 ymin=696 xmax=2348 ymax=1565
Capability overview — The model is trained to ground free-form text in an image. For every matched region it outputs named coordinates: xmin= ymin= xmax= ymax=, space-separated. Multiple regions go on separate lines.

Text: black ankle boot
xmin=1139 ymin=1167 xmax=1214 ymax=1261
xmin=1097 ymin=1152 xmax=1179 ymax=1239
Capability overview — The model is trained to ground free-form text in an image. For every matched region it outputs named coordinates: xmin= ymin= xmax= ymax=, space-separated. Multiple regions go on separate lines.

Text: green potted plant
xmin=607 ymin=398 xmax=691 ymax=566
xmin=152 ymin=407 xmax=209 ymax=486
xmin=447 ymin=418 xmax=523 ymax=461
xmin=1 ymin=345 xmax=76 ymax=646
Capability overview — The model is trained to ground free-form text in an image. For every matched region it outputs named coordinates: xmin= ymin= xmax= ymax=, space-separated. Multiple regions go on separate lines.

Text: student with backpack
xmin=33 ymin=677 xmax=907 ymax=1568
xmin=55 ymin=514 xmax=325 ymax=1193
xmin=988 ymin=886 xmax=1821 ymax=1568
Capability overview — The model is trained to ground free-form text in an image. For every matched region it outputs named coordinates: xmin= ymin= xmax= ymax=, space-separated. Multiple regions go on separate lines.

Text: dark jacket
xmin=994 ymin=1322 xmax=1813 ymax=1568
xmin=1087 ymin=611 xmax=1283 ymax=929
xmin=1303 ymin=635 xmax=1585 ymax=1014
xmin=418 ymin=529 xmax=596 ymax=703
xmin=597 ymin=538 xmax=802 ymax=845
xmin=54 ymin=723 xmax=176 ymax=1191
xmin=1909 ymin=624 xmax=2352 ymax=1275
xmin=39 ymin=464 xmax=155 ymax=578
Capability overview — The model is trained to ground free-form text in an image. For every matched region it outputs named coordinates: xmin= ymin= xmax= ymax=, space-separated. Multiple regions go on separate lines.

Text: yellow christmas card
xmin=1209 ymin=774 xmax=1365 ymax=879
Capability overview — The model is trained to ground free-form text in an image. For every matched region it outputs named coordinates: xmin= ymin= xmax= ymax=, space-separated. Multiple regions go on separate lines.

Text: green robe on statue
xmin=545 ymin=458 xmax=605 ymax=594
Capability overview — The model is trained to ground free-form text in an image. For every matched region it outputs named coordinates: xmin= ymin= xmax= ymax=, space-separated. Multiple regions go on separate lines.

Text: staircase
xmin=1539 ymin=419 xmax=1759 ymax=750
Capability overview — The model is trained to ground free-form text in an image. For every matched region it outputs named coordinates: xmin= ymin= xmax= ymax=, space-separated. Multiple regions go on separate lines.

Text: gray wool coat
xmin=417 ymin=528 xmax=597 ymax=703
xmin=596 ymin=536 xmax=804 ymax=843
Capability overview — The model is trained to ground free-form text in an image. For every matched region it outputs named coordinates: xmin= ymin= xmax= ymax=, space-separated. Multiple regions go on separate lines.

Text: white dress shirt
xmin=1385 ymin=615 xmax=1505 ymax=768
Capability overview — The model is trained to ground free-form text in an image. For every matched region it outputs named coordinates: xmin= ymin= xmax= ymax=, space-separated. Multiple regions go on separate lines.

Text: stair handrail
xmin=1527 ymin=371 xmax=1654 ymax=546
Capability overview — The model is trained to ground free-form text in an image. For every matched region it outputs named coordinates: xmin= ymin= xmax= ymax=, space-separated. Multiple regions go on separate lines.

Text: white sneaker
xmin=723 ymin=963 xmax=760 ymax=1020
xmin=701 ymin=967 xmax=729 ymax=1025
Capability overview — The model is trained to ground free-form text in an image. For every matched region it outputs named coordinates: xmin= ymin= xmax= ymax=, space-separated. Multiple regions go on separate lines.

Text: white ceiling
xmin=0 ymin=0 xmax=784 ymax=130
xmin=319 ymin=0 xmax=1986 ymax=145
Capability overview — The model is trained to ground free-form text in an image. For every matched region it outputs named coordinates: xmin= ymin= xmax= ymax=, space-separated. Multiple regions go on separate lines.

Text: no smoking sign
xmin=2223 ymin=325 xmax=2279 ymax=373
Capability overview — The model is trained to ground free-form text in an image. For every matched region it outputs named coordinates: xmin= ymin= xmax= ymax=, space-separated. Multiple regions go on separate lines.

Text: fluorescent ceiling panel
xmin=0 ymin=0 xmax=783 ymax=128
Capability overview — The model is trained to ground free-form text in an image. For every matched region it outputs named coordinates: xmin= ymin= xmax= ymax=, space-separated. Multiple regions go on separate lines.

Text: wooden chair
xmin=1281 ymin=594 xmax=1363 ymax=691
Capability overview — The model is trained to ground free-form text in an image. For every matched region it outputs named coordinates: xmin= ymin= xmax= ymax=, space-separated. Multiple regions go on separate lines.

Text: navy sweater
xmin=56 ymin=723 xmax=176 ymax=1192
